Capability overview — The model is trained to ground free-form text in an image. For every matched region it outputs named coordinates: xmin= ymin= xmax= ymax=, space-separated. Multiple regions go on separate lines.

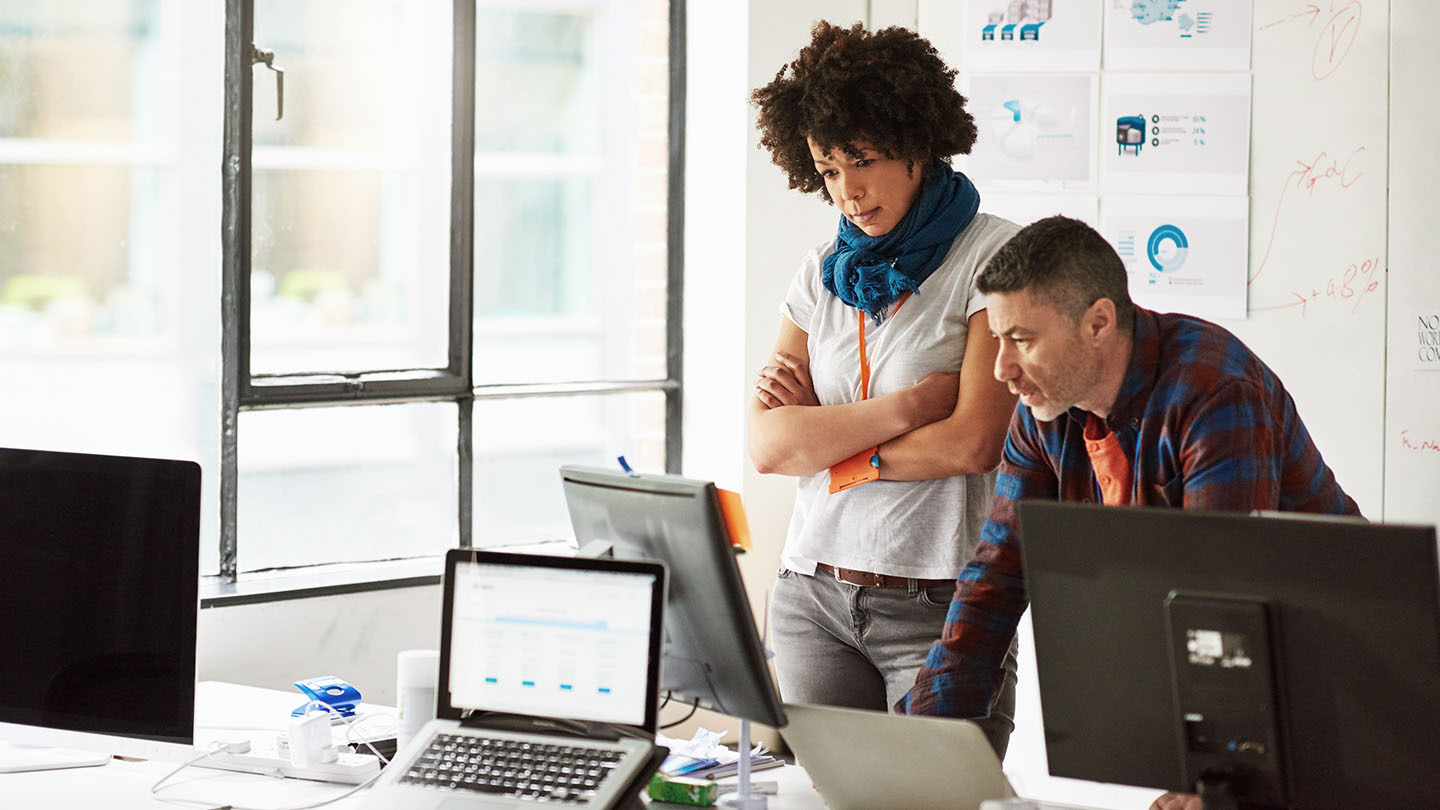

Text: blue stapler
xmin=291 ymin=675 xmax=362 ymax=720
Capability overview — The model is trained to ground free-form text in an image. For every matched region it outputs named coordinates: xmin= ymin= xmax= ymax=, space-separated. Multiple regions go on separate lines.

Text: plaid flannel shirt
xmin=899 ymin=307 xmax=1361 ymax=718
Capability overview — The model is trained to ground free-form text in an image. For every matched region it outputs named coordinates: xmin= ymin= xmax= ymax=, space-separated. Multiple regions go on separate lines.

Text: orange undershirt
xmin=1084 ymin=413 xmax=1132 ymax=506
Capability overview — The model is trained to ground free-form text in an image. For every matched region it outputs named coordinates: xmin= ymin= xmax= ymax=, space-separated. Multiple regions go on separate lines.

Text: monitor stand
xmin=0 ymin=741 xmax=110 ymax=773
xmin=716 ymin=717 xmax=766 ymax=810
xmin=1195 ymin=769 xmax=1245 ymax=810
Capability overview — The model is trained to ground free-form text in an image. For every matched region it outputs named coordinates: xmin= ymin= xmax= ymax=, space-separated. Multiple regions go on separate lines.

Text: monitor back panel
xmin=1019 ymin=503 xmax=1440 ymax=807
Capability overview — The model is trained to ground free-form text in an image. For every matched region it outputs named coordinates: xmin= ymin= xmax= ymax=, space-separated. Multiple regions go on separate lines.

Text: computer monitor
xmin=558 ymin=465 xmax=786 ymax=728
xmin=0 ymin=447 xmax=202 ymax=770
xmin=1017 ymin=501 xmax=1440 ymax=809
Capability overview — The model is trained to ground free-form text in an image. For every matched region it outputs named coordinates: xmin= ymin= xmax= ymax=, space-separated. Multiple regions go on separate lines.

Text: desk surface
xmin=0 ymin=682 xmax=831 ymax=810
xmin=1 ymin=684 xmax=1135 ymax=810
xmin=1 ymin=758 xmax=831 ymax=810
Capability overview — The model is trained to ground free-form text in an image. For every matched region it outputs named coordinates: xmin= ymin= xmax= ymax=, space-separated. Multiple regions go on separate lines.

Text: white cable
xmin=201 ymin=769 xmax=384 ymax=810
xmin=148 ymin=706 xmax=393 ymax=810
xmin=149 ymin=740 xmax=266 ymax=799
xmin=148 ymin=738 xmax=385 ymax=810
xmin=335 ymin=711 xmax=391 ymax=766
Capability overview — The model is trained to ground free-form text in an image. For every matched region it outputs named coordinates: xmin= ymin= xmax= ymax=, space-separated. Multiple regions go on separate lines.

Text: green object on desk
xmin=648 ymin=773 xmax=719 ymax=806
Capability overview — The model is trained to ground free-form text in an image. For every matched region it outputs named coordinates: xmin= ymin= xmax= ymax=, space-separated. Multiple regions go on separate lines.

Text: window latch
xmin=250 ymin=45 xmax=284 ymax=121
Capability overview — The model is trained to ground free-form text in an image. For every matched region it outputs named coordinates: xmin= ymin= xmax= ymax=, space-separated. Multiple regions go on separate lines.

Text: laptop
xmin=779 ymin=703 xmax=1014 ymax=810
xmin=360 ymin=549 xmax=667 ymax=809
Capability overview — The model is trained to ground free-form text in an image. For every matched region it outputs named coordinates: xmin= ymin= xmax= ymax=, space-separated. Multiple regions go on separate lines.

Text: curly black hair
xmin=750 ymin=20 xmax=977 ymax=202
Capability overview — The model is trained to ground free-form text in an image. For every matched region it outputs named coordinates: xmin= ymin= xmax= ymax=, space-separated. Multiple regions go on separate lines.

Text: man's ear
xmin=1082 ymin=297 xmax=1117 ymax=343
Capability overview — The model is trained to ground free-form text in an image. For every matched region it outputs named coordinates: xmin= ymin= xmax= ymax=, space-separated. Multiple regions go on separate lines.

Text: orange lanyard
xmin=857 ymin=292 xmax=911 ymax=400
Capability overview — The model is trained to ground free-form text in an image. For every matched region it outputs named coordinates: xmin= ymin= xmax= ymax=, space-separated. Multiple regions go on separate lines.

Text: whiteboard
xmin=1385 ymin=0 xmax=1440 ymax=527
xmin=1226 ymin=0 xmax=1387 ymax=518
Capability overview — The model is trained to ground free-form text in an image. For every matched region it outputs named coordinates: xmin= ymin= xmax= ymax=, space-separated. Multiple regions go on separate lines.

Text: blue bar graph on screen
xmin=492 ymin=616 xmax=612 ymax=631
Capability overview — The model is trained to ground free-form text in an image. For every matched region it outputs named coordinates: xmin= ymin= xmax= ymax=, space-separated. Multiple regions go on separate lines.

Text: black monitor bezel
xmin=436 ymin=547 xmax=667 ymax=734
xmin=558 ymin=464 xmax=786 ymax=728
xmin=0 ymin=446 xmax=201 ymax=749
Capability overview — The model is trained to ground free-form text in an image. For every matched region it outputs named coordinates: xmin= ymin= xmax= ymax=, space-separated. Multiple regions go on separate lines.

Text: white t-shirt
xmin=777 ymin=213 xmax=1020 ymax=580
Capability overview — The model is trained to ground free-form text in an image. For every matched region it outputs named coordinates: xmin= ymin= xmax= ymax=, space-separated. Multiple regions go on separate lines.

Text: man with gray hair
xmin=898 ymin=215 xmax=1359 ymax=805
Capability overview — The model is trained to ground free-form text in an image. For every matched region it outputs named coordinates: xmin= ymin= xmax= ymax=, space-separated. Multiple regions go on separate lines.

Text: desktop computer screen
xmin=0 ymin=447 xmax=202 ymax=766
xmin=1017 ymin=502 xmax=1440 ymax=809
xmin=558 ymin=465 xmax=786 ymax=728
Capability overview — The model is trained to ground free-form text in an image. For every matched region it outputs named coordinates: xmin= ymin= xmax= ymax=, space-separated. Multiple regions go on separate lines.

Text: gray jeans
xmin=770 ymin=567 xmax=1020 ymax=760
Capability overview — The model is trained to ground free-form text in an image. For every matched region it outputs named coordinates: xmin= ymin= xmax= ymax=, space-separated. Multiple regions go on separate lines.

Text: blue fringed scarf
xmin=821 ymin=162 xmax=981 ymax=325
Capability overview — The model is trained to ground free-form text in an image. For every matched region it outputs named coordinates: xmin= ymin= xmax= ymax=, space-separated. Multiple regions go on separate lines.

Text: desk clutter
xmin=185 ymin=678 xmax=392 ymax=782
xmin=657 ymin=727 xmax=780 ymax=781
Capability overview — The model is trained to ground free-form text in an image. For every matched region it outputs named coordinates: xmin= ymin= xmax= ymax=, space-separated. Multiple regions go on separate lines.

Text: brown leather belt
xmin=815 ymin=562 xmax=952 ymax=589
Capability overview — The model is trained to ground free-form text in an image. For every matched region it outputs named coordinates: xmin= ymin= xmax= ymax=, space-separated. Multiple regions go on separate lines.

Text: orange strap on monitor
xmin=716 ymin=488 xmax=752 ymax=552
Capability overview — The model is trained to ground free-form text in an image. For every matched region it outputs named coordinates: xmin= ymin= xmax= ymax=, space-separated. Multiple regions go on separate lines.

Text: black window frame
xmin=219 ymin=0 xmax=685 ymax=582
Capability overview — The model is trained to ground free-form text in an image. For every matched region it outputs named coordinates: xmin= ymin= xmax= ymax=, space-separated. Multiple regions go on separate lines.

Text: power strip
xmin=196 ymin=744 xmax=380 ymax=785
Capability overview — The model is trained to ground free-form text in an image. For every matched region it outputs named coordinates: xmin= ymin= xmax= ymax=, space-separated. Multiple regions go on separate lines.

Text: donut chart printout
xmin=1100 ymin=193 xmax=1248 ymax=320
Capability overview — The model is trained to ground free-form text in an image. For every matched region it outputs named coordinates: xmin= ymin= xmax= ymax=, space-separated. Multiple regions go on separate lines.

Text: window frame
xmin=219 ymin=0 xmax=684 ymax=582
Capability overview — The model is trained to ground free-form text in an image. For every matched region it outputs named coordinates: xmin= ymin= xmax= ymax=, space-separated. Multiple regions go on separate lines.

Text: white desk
xmin=0 ymin=682 xmax=830 ymax=810
xmin=1 ymin=682 xmax=395 ymax=809
xmin=1 ymin=753 xmax=373 ymax=809
xmin=2 ymin=683 xmax=1130 ymax=810
xmin=1 ymin=761 xmax=835 ymax=810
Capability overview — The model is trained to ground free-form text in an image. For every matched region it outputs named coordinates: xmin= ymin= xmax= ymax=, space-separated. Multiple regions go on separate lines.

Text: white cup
xmin=395 ymin=649 xmax=440 ymax=751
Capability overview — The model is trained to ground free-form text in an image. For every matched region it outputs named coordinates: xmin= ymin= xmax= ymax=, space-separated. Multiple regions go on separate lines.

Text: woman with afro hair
xmin=748 ymin=20 xmax=1020 ymax=756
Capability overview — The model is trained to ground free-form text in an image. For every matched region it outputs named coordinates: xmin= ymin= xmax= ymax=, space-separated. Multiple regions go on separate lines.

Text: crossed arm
xmin=747 ymin=311 xmax=1017 ymax=480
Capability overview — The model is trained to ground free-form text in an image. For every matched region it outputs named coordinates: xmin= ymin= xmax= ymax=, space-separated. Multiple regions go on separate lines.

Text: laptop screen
xmin=442 ymin=552 xmax=664 ymax=730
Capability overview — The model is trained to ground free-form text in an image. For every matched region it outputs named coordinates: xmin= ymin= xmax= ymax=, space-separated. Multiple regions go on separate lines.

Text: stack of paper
xmin=657 ymin=727 xmax=778 ymax=780
xmin=670 ymin=753 xmax=783 ymax=780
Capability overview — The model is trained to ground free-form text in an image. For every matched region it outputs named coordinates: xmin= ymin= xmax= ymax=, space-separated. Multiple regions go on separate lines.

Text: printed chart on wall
xmin=1103 ymin=0 xmax=1252 ymax=70
xmin=964 ymin=73 xmax=1098 ymax=191
xmin=1101 ymin=195 xmax=1247 ymax=320
xmin=1100 ymin=72 xmax=1250 ymax=196
xmin=961 ymin=0 xmax=1102 ymax=72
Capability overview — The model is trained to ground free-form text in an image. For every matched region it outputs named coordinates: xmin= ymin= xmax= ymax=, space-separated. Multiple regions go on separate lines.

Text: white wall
xmin=1385 ymin=1 xmax=1440 ymax=524
xmin=197 ymin=586 xmax=441 ymax=706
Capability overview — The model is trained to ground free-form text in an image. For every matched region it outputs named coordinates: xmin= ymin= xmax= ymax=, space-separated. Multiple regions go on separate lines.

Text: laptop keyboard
xmin=399 ymin=733 xmax=626 ymax=803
